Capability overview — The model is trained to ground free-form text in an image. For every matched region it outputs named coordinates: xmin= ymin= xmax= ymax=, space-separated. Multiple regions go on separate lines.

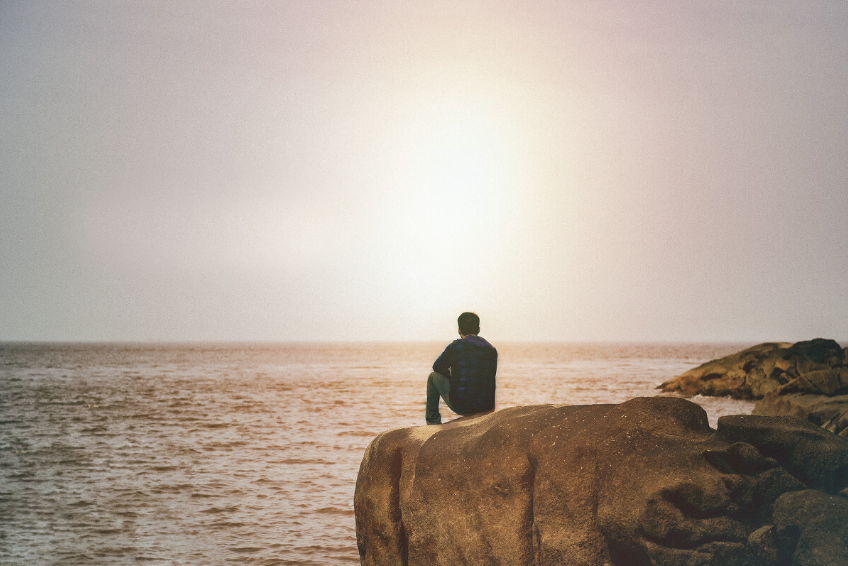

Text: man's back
xmin=433 ymin=335 xmax=498 ymax=415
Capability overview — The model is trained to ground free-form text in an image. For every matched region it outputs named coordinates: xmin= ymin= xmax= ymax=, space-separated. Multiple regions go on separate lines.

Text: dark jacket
xmin=432 ymin=335 xmax=498 ymax=415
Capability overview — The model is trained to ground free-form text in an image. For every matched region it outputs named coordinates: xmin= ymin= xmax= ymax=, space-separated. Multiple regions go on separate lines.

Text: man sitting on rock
xmin=426 ymin=312 xmax=498 ymax=425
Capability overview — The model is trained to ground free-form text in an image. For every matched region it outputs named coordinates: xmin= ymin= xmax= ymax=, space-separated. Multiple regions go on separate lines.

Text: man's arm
xmin=432 ymin=342 xmax=455 ymax=378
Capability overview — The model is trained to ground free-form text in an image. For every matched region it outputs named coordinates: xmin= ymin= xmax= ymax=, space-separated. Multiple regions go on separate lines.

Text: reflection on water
xmin=0 ymin=342 xmax=754 ymax=565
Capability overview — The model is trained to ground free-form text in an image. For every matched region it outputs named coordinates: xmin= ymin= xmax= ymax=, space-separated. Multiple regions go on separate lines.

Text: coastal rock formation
xmin=753 ymin=367 xmax=848 ymax=436
xmin=656 ymin=338 xmax=848 ymax=434
xmin=714 ymin=414 xmax=848 ymax=494
xmin=657 ymin=339 xmax=845 ymax=399
xmin=772 ymin=490 xmax=848 ymax=566
xmin=354 ymin=397 xmax=848 ymax=566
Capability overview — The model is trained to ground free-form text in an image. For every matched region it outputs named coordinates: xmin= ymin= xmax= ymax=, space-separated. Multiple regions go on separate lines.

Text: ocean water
xmin=0 ymin=342 xmax=756 ymax=565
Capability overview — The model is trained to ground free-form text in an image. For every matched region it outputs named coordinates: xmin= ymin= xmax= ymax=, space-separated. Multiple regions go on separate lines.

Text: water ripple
xmin=0 ymin=341 xmax=753 ymax=565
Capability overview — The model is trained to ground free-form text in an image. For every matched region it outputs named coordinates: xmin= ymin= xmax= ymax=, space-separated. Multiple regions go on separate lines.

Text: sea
xmin=0 ymin=342 xmax=757 ymax=565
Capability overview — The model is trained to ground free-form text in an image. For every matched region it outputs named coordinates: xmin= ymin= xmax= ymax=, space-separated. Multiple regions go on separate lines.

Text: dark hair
xmin=458 ymin=312 xmax=480 ymax=335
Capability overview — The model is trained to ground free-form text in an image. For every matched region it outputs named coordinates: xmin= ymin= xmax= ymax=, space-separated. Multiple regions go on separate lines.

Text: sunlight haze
xmin=1 ymin=1 xmax=847 ymax=342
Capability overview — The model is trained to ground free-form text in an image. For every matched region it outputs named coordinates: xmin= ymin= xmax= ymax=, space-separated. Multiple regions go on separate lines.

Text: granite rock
xmin=658 ymin=339 xmax=844 ymax=399
xmin=355 ymin=398 xmax=848 ymax=566
xmin=755 ymin=392 xmax=848 ymax=436
xmin=773 ymin=489 xmax=848 ymax=566
xmin=752 ymin=367 xmax=848 ymax=436
xmin=715 ymin=414 xmax=848 ymax=494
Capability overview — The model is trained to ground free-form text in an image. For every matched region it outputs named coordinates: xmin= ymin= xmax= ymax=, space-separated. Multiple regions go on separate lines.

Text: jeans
xmin=426 ymin=371 xmax=456 ymax=425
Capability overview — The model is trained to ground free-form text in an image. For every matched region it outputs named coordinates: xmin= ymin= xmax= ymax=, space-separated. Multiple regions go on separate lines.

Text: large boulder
xmin=755 ymin=393 xmax=848 ymax=436
xmin=658 ymin=339 xmax=845 ymax=399
xmin=355 ymin=397 xmax=848 ymax=566
xmin=714 ymin=414 xmax=848 ymax=494
xmin=753 ymin=368 xmax=848 ymax=436
xmin=773 ymin=490 xmax=848 ymax=566
xmin=743 ymin=490 xmax=848 ymax=566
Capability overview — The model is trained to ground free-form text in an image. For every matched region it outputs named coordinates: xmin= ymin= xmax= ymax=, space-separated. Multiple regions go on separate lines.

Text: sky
xmin=1 ymin=1 xmax=847 ymax=342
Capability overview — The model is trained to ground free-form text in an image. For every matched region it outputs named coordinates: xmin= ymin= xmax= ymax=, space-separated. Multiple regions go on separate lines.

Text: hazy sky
xmin=1 ymin=1 xmax=847 ymax=342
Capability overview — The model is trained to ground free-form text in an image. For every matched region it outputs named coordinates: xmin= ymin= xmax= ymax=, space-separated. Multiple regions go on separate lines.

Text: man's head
xmin=458 ymin=312 xmax=480 ymax=336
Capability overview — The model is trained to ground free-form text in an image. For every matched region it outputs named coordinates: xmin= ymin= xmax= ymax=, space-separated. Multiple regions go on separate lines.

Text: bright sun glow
xmin=400 ymin=85 xmax=522 ymax=238
xmin=414 ymin=104 xmax=507 ymax=197
xmin=371 ymin=82 xmax=529 ymax=310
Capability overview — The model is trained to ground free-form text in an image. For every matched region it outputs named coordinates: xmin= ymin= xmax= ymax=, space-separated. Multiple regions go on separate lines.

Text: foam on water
xmin=0 ymin=342 xmax=754 ymax=565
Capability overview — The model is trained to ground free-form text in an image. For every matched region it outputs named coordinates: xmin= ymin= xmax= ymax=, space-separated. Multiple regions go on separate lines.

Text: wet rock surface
xmin=355 ymin=397 xmax=848 ymax=566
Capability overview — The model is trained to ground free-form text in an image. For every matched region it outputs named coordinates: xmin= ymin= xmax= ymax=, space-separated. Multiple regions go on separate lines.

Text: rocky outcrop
xmin=772 ymin=490 xmax=848 ymax=566
xmin=657 ymin=339 xmax=845 ymax=399
xmin=654 ymin=338 xmax=848 ymax=434
xmin=753 ymin=367 xmax=848 ymax=436
xmin=714 ymin=414 xmax=848 ymax=494
xmin=354 ymin=397 xmax=848 ymax=566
